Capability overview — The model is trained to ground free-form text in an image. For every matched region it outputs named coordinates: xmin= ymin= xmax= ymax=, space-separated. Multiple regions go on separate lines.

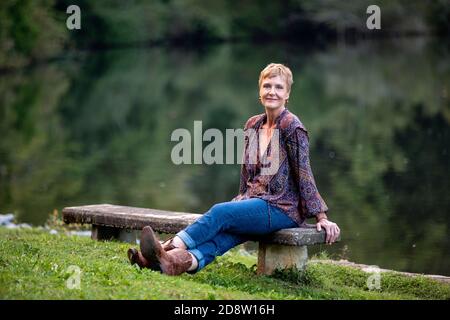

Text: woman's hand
xmin=316 ymin=218 xmax=340 ymax=244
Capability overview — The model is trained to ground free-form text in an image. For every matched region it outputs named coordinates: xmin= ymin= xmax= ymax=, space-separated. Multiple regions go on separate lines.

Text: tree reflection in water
xmin=0 ymin=39 xmax=448 ymax=276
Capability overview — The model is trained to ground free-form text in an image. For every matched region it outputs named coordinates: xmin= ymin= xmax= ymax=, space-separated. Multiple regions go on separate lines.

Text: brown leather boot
xmin=160 ymin=248 xmax=193 ymax=276
xmin=127 ymin=248 xmax=161 ymax=271
xmin=140 ymin=226 xmax=193 ymax=276
xmin=161 ymin=236 xmax=177 ymax=251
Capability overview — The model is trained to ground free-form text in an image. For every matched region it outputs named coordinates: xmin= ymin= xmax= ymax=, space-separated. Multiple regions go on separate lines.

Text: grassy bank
xmin=0 ymin=227 xmax=449 ymax=300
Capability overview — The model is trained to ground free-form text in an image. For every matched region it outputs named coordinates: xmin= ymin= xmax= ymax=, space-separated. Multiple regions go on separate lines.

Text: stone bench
xmin=62 ymin=204 xmax=338 ymax=275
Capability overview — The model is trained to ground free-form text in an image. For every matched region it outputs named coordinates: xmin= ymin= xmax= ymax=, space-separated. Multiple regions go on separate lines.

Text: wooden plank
xmin=259 ymin=227 xmax=330 ymax=246
xmin=63 ymin=204 xmax=200 ymax=234
xmin=62 ymin=204 xmax=335 ymax=246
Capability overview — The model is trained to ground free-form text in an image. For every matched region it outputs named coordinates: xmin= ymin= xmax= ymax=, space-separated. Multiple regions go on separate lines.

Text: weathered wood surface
xmin=63 ymin=204 xmax=199 ymax=234
xmin=62 ymin=204 xmax=336 ymax=246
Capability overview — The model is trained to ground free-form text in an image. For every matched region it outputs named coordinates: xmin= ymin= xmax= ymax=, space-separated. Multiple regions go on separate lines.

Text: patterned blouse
xmin=231 ymin=108 xmax=329 ymax=227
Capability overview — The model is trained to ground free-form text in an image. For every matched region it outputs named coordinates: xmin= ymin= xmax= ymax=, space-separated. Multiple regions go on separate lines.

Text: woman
xmin=127 ymin=63 xmax=340 ymax=276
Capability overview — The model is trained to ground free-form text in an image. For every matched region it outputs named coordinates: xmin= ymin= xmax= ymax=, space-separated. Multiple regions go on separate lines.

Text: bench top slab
xmin=62 ymin=204 xmax=331 ymax=246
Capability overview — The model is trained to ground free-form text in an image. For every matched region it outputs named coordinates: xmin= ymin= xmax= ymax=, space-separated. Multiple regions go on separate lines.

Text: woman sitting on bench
xmin=127 ymin=63 xmax=340 ymax=276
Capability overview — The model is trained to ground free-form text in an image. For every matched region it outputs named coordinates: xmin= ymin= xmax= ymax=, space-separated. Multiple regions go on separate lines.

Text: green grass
xmin=0 ymin=227 xmax=449 ymax=300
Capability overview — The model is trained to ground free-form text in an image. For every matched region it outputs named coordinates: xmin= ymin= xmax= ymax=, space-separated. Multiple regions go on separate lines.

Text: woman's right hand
xmin=316 ymin=219 xmax=341 ymax=244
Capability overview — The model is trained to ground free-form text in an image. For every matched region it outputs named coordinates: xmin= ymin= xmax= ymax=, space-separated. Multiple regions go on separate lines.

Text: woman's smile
xmin=259 ymin=75 xmax=290 ymax=109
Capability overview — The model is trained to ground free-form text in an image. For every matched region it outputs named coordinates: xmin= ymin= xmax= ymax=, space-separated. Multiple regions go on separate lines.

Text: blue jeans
xmin=176 ymin=198 xmax=298 ymax=273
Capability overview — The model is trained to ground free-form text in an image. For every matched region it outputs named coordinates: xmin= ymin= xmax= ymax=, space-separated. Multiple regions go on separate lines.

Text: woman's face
xmin=259 ymin=75 xmax=290 ymax=109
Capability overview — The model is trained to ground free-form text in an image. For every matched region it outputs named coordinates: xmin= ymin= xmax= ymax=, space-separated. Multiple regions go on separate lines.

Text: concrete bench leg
xmin=91 ymin=225 xmax=137 ymax=244
xmin=257 ymin=242 xmax=308 ymax=275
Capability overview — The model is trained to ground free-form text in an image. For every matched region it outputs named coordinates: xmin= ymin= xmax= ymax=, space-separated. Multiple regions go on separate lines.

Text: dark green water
xmin=1 ymin=39 xmax=449 ymax=276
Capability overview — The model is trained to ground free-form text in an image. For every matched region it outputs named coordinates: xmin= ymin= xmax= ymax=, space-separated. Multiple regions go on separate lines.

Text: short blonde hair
xmin=258 ymin=63 xmax=294 ymax=92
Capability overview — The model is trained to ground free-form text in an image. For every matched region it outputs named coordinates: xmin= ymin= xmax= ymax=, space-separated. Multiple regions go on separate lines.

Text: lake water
xmin=1 ymin=38 xmax=449 ymax=276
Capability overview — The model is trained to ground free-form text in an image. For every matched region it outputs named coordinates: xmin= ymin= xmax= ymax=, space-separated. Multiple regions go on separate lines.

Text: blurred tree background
xmin=0 ymin=1 xmax=449 ymax=275
xmin=1 ymin=0 xmax=449 ymax=68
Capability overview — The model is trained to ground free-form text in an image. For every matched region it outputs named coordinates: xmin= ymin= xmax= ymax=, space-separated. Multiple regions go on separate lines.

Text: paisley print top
xmin=231 ymin=108 xmax=329 ymax=227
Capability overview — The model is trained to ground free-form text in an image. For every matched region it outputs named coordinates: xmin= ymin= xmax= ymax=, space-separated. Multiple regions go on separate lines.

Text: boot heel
xmin=127 ymin=248 xmax=138 ymax=265
xmin=140 ymin=226 xmax=164 ymax=272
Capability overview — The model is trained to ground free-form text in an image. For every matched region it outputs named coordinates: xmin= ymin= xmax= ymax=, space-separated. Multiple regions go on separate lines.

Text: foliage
xmin=1 ymin=36 xmax=449 ymax=275
xmin=0 ymin=0 xmax=67 ymax=69
xmin=1 ymin=227 xmax=449 ymax=300
xmin=1 ymin=0 xmax=448 ymax=68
